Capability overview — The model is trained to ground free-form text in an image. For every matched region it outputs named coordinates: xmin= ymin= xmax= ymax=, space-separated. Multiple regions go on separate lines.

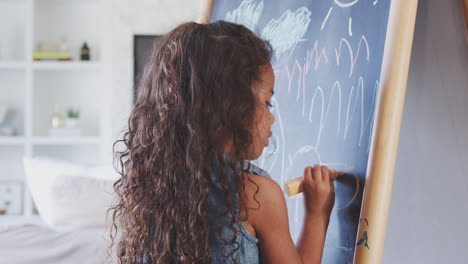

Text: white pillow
xmin=23 ymin=156 xmax=119 ymax=228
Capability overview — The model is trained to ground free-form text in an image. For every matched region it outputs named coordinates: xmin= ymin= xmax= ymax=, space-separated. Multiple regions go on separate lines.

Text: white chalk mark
xmin=348 ymin=17 xmax=353 ymax=36
xmin=373 ymin=0 xmax=379 ymax=5
xmin=335 ymin=246 xmax=354 ymax=253
xmin=344 ymin=77 xmax=364 ymax=141
xmin=225 ymin=0 xmax=264 ymax=32
xmin=261 ymin=6 xmax=311 ymax=59
xmin=326 ymin=81 xmax=343 ymax=137
xmin=359 ymin=80 xmax=378 ymax=146
xmin=366 ymin=81 xmax=380 ymax=153
xmin=334 ymin=0 xmax=360 ymax=8
xmin=309 ymin=86 xmax=325 ymax=148
xmin=286 ymin=145 xmax=323 ymax=177
xmin=321 ymin=7 xmax=333 ymax=31
xmin=308 ymin=82 xmax=342 ymax=148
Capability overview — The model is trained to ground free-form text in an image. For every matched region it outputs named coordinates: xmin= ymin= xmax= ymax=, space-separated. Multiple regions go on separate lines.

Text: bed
xmin=0 ymin=220 xmax=115 ymax=264
xmin=0 ymin=157 xmax=120 ymax=264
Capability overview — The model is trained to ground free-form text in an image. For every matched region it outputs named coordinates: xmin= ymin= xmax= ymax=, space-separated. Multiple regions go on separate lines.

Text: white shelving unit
xmin=0 ymin=62 xmax=26 ymax=70
xmin=0 ymin=0 xmax=111 ymax=220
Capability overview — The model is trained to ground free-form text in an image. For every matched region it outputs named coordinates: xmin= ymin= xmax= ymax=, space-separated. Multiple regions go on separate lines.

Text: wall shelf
xmin=0 ymin=137 xmax=26 ymax=145
xmin=0 ymin=0 xmax=111 ymax=222
xmin=31 ymin=136 xmax=101 ymax=145
xmin=0 ymin=62 xmax=26 ymax=70
xmin=32 ymin=61 xmax=101 ymax=71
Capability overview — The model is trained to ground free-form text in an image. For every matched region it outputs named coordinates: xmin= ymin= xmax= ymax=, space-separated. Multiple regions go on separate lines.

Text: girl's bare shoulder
xmin=241 ymin=165 xmax=286 ymax=227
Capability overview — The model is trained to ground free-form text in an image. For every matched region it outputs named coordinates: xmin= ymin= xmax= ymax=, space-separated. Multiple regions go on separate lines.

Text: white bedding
xmin=0 ymin=222 xmax=117 ymax=264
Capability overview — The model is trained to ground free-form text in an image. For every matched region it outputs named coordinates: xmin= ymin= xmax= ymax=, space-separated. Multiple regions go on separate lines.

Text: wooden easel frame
xmin=353 ymin=1 xmax=418 ymax=263
xmin=196 ymin=0 xmax=418 ymax=263
xmin=462 ymin=0 xmax=468 ymax=41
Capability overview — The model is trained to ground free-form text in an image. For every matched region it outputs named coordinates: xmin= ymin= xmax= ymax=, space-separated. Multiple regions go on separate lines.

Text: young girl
xmin=109 ymin=20 xmax=336 ymax=264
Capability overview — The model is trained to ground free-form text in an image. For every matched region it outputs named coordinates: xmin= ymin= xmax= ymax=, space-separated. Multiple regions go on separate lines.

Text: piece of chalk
xmin=284 ymin=168 xmax=340 ymax=196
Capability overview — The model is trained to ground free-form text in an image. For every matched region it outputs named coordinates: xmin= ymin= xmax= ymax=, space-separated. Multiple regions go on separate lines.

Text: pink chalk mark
xmin=307 ymin=40 xmax=329 ymax=71
xmin=335 ymin=35 xmax=370 ymax=77
xmin=294 ymin=60 xmax=303 ymax=103
xmin=282 ymin=64 xmax=297 ymax=94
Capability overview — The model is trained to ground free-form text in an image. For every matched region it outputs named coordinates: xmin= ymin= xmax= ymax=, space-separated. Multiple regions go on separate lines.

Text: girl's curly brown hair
xmin=108 ymin=20 xmax=273 ymax=263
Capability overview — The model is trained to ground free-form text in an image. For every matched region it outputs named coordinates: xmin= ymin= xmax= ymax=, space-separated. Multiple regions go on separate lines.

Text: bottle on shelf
xmin=80 ymin=42 xmax=90 ymax=61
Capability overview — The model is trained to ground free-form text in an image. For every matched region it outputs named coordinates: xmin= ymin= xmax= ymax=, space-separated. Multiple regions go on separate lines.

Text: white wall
xmin=384 ymin=0 xmax=468 ymax=263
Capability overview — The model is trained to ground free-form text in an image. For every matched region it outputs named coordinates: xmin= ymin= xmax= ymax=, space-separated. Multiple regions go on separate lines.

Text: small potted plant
xmin=65 ymin=107 xmax=80 ymax=129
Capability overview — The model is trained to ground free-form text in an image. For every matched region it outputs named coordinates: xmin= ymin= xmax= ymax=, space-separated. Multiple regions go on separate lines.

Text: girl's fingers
xmin=304 ymin=166 xmax=313 ymax=184
xmin=312 ymin=165 xmax=322 ymax=182
xmin=321 ymin=166 xmax=330 ymax=184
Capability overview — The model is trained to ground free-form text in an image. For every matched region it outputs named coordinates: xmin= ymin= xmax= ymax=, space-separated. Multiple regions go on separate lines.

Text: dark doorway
xmin=133 ymin=35 xmax=161 ymax=104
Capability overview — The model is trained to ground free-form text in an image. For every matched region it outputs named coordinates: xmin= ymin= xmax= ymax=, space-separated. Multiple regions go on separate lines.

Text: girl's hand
xmin=302 ymin=165 xmax=336 ymax=218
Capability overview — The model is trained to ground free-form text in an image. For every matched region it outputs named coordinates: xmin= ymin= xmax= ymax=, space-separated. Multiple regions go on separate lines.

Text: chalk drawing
xmin=308 ymin=40 xmax=330 ymax=71
xmin=360 ymin=80 xmax=378 ymax=147
xmin=366 ymin=81 xmax=379 ymax=154
xmin=348 ymin=17 xmax=353 ymax=36
xmin=332 ymin=167 xmax=360 ymax=210
xmin=308 ymin=82 xmax=342 ymax=148
xmin=279 ymin=41 xmax=329 ymax=116
xmin=225 ymin=0 xmax=264 ymax=31
xmin=294 ymin=60 xmax=304 ymax=104
xmin=334 ymin=0 xmax=361 ymax=8
xmin=321 ymin=7 xmax=333 ymax=31
xmin=344 ymin=78 xmax=363 ymax=140
xmin=335 ymin=36 xmax=370 ymax=77
xmin=261 ymin=7 xmax=311 ymax=59
xmin=282 ymin=63 xmax=298 ymax=94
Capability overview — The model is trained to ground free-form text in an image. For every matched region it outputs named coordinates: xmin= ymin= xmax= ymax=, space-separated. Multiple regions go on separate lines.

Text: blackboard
xmin=210 ymin=1 xmax=391 ymax=263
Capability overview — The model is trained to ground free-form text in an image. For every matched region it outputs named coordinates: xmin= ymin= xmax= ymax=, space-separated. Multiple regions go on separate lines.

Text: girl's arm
xmin=297 ymin=213 xmax=330 ymax=263
xmin=244 ymin=173 xmax=329 ymax=264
